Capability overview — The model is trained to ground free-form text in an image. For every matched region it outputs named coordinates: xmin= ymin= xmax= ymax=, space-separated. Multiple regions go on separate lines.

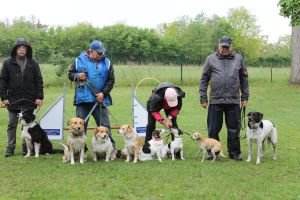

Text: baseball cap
xmin=165 ymin=88 xmax=178 ymax=107
xmin=89 ymin=40 xmax=106 ymax=53
xmin=219 ymin=36 xmax=232 ymax=47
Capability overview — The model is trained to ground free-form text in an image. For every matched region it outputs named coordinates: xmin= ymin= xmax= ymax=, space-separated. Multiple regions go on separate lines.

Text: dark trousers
xmin=145 ymin=110 xmax=178 ymax=142
xmin=6 ymin=110 xmax=27 ymax=153
xmin=76 ymin=103 xmax=115 ymax=145
xmin=207 ymin=104 xmax=241 ymax=156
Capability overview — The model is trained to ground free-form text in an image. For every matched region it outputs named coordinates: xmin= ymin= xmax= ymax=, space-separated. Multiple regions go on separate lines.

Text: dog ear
xmin=127 ymin=125 xmax=132 ymax=132
xmin=178 ymin=128 xmax=184 ymax=135
xmin=258 ymin=112 xmax=263 ymax=120
xmin=247 ymin=112 xmax=252 ymax=117
xmin=94 ymin=127 xmax=98 ymax=134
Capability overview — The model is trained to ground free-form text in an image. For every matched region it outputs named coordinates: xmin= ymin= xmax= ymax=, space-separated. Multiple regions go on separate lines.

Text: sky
xmin=0 ymin=0 xmax=291 ymax=43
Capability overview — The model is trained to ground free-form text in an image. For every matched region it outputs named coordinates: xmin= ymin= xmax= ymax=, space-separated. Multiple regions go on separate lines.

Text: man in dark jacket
xmin=145 ymin=82 xmax=185 ymax=142
xmin=199 ymin=36 xmax=249 ymax=161
xmin=0 ymin=38 xmax=44 ymax=157
xmin=68 ymin=40 xmax=115 ymax=146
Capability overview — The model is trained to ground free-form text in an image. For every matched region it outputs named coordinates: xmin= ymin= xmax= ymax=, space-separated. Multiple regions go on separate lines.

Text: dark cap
xmin=219 ymin=36 xmax=232 ymax=47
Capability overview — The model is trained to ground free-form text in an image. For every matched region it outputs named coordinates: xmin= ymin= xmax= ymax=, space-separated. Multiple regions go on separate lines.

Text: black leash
xmin=241 ymin=106 xmax=247 ymax=140
xmin=179 ymin=128 xmax=191 ymax=136
xmin=83 ymin=79 xmax=121 ymax=126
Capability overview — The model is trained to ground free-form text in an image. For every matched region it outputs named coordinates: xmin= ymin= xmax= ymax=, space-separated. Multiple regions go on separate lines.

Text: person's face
xmin=16 ymin=45 xmax=27 ymax=57
xmin=90 ymin=50 xmax=104 ymax=60
xmin=218 ymin=45 xmax=231 ymax=56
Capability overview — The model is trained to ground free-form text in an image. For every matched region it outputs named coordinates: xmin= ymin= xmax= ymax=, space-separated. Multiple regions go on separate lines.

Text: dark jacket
xmin=147 ymin=82 xmax=185 ymax=112
xmin=0 ymin=39 xmax=44 ymax=111
xmin=199 ymin=51 xmax=249 ymax=104
xmin=68 ymin=51 xmax=115 ymax=105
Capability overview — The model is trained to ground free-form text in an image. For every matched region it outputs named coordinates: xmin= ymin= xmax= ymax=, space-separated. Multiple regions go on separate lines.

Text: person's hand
xmin=96 ymin=92 xmax=104 ymax=103
xmin=163 ymin=118 xmax=173 ymax=129
xmin=1 ymin=100 xmax=9 ymax=106
xmin=201 ymin=102 xmax=208 ymax=109
xmin=35 ymin=99 xmax=43 ymax=107
xmin=241 ymin=100 xmax=247 ymax=108
xmin=78 ymin=72 xmax=86 ymax=81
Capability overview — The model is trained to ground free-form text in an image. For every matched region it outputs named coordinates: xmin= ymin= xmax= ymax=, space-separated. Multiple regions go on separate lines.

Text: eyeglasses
xmin=91 ymin=50 xmax=104 ymax=56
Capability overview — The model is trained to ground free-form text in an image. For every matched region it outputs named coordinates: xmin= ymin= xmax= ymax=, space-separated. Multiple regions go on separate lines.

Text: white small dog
xmin=161 ymin=128 xmax=185 ymax=160
xmin=118 ymin=125 xmax=144 ymax=163
xmin=92 ymin=126 xmax=116 ymax=162
xmin=246 ymin=112 xmax=278 ymax=164
xmin=139 ymin=129 xmax=165 ymax=162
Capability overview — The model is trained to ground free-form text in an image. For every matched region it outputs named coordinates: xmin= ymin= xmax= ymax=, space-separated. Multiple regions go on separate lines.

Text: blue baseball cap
xmin=89 ymin=40 xmax=106 ymax=53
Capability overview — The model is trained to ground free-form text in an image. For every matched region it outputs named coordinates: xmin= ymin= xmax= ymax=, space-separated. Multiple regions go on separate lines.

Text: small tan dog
xmin=92 ymin=126 xmax=116 ymax=162
xmin=191 ymin=132 xmax=226 ymax=162
xmin=118 ymin=125 xmax=144 ymax=163
xmin=61 ymin=118 xmax=87 ymax=165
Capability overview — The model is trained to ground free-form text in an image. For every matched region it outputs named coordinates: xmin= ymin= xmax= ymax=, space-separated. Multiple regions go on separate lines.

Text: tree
xmin=227 ymin=7 xmax=263 ymax=65
xmin=279 ymin=0 xmax=300 ymax=84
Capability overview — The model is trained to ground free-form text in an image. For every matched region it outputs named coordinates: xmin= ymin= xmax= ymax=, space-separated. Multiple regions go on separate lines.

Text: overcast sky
xmin=0 ymin=0 xmax=291 ymax=43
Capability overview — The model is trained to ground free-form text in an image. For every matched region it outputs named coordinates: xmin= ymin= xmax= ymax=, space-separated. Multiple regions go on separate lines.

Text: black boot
xmin=4 ymin=147 xmax=14 ymax=157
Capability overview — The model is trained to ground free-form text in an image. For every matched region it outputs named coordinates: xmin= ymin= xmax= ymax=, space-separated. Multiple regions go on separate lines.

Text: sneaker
xmin=229 ymin=154 xmax=243 ymax=161
xmin=206 ymin=155 xmax=213 ymax=160
xmin=4 ymin=148 xmax=14 ymax=157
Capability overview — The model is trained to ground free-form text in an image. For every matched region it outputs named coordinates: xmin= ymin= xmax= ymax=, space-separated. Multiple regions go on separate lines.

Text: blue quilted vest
xmin=75 ymin=52 xmax=111 ymax=105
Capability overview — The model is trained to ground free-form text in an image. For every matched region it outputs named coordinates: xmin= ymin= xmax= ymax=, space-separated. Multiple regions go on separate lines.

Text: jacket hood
xmin=10 ymin=38 xmax=33 ymax=58
xmin=154 ymin=82 xmax=185 ymax=98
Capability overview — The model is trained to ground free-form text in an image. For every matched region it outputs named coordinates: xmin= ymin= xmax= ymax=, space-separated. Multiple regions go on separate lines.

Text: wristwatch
xmin=167 ymin=115 xmax=173 ymax=120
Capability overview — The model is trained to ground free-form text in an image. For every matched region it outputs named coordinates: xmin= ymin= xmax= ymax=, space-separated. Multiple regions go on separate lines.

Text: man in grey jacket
xmin=199 ymin=36 xmax=249 ymax=161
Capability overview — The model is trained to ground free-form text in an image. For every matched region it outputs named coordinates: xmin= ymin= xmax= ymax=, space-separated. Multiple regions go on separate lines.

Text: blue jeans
xmin=76 ymin=103 xmax=115 ymax=145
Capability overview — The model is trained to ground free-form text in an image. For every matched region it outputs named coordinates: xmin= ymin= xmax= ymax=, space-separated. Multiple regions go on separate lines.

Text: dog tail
xmin=52 ymin=149 xmax=64 ymax=154
xmin=60 ymin=143 xmax=69 ymax=151
xmin=220 ymin=150 xmax=226 ymax=158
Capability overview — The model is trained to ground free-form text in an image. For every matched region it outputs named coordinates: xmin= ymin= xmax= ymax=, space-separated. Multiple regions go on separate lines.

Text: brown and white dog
xmin=92 ymin=126 xmax=116 ymax=162
xmin=246 ymin=112 xmax=277 ymax=164
xmin=61 ymin=118 xmax=87 ymax=164
xmin=118 ymin=125 xmax=144 ymax=163
xmin=191 ymin=132 xmax=226 ymax=162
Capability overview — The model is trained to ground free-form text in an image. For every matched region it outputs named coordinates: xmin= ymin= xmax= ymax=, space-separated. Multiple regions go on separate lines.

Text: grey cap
xmin=219 ymin=36 xmax=232 ymax=47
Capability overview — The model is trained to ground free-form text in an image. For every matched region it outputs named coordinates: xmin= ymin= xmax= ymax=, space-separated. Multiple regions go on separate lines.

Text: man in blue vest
xmin=68 ymin=40 xmax=115 ymax=146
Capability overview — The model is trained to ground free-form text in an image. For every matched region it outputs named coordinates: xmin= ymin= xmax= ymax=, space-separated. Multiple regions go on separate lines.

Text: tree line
xmin=0 ymin=7 xmax=291 ymax=75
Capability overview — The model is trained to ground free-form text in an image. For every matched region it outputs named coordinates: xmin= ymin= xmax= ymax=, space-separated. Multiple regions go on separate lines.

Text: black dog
xmin=18 ymin=110 xmax=54 ymax=157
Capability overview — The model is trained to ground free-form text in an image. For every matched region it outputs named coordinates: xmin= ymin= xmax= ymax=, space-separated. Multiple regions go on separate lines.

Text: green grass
xmin=0 ymin=66 xmax=300 ymax=200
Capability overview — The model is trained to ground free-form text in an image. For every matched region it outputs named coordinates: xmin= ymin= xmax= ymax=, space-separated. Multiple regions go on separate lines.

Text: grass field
xmin=0 ymin=65 xmax=299 ymax=200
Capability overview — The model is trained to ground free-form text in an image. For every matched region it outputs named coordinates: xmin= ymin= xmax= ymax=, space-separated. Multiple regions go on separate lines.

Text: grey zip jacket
xmin=199 ymin=51 xmax=249 ymax=104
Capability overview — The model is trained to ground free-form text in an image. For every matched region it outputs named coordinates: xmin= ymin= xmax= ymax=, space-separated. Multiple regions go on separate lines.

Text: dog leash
xmin=179 ymin=128 xmax=191 ymax=136
xmin=240 ymin=106 xmax=247 ymax=140
xmin=83 ymin=79 xmax=121 ymax=126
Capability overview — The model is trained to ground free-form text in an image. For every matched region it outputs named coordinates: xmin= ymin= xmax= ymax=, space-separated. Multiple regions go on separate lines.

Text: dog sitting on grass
xmin=18 ymin=110 xmax=54 ymax=158
xmin=61 ymin=117 xmax=87 ymax=164
xmin=118 ymin=125 xmax=144 ymax=163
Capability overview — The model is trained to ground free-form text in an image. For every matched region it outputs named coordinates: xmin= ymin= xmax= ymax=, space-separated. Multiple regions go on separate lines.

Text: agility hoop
xmin=134 ymin=77 xmax=160 ymax=97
